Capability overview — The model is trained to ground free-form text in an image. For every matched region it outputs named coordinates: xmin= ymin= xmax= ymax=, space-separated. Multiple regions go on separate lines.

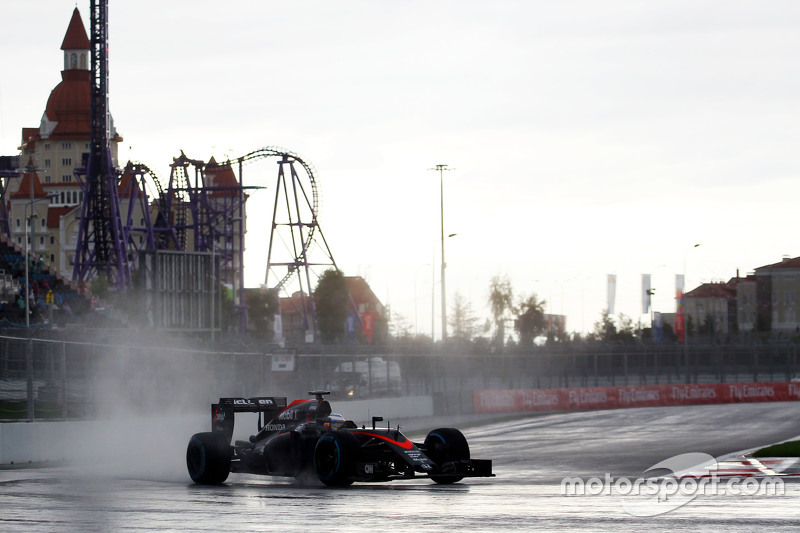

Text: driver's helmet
xmin=326 ymin=413 xmax=346 ymax=430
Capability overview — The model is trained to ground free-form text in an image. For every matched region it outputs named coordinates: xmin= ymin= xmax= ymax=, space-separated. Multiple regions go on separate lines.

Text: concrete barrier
xmin=0 ymin=396 xmax=434 ymax=465
xmin=329 ymin=395 xmax=434 ymax=426
xmin=0 ymin=420 xmax=100 ymax=464
xmin=1 ymin=421 xmax=39 ymax=464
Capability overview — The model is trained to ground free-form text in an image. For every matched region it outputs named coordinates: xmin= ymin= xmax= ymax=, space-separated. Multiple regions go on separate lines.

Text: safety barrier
xmin=3 ymin=332 xmax=800 ymax=423
xmin=0 ymin=396 xmax=433 ymax=465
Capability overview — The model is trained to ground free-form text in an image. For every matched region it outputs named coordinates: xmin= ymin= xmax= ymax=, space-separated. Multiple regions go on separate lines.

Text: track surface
xmin=2 ymin=402 xmax=800 ymax=531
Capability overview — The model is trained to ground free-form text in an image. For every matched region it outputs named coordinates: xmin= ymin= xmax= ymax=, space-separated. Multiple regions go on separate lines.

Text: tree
xmin=390 ymin=311 xmax=413 ymax=339
xmin=449 ymin=291 xmax=480 ymax=342
xmin=592 ymin=309 xmax=616 ymax=341
xmin=686 ymin=315 xmax=697 ymax=337
xmin=590 ymin=310 xmax=637 ymax=342
xmin=660 ymin=321 xmax=677 ymax=342
xmin=247 ymin=287 xmax=279 ymax=340
xmin=616 ymin=313 xmax=637 ymax=342
xmin=314 ymin=269 xmax=350 ymax=344
xmin=488 ymin=275 xmax=513 ymax=348
xmin=699 ymin=313 xmax=714 ymax=336
xmin=515 ymin=293 xmax=546 ymax=347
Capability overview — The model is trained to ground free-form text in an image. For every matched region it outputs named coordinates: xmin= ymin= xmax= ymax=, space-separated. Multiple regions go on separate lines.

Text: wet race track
xmin=3 ymin=402 xmax=800 ymax=532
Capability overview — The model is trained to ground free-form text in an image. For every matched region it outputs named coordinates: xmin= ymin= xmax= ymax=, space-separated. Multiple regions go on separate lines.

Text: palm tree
xmin=488 ymin=275 xmax=513 ymax=349
xmin=515 ymin=294 xmax=546 ymax=346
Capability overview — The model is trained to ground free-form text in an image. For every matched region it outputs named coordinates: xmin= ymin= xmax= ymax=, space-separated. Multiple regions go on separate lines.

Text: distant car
xmin=186 ymin=390 xmax=493 ymax=486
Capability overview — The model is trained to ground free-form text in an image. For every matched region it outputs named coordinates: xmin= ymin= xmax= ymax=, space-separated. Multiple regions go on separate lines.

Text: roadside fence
xmin=1 ymin=334 xmax=798 ymax=421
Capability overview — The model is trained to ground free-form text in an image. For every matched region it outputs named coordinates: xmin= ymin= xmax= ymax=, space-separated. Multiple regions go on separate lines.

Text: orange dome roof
xmin=44 ymin=70 xmax=91 ymax=139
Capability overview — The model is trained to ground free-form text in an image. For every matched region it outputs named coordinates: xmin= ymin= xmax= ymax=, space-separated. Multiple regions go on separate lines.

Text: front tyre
xmin=186 ymin=432 xmax=231 ymax=485
xmin=424 ymin=428 xmax=470 ymax=484
xmin=314 ymin=431 xmax=359 ymax=486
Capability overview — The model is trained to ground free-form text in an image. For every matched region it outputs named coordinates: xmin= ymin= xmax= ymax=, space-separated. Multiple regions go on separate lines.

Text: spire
xmin=61 ymin=7 xmax=90 ymax=72
xmin=11 ymin=158 xmax=48 ymax=200
xmin=61 ymin=8 xmax=90 ymax=51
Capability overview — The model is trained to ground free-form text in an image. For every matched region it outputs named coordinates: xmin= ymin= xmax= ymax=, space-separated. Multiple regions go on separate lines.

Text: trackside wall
xmin=331 ymin=395 xmax=434 ymax=426
xmin=0 ymin=396 xmax=433 ymax=465
xmin=0 ymin=420 xmax=81 ymax=464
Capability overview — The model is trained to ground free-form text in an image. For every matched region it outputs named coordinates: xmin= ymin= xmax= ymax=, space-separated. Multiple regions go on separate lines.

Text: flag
xmin=642 ymin=274 xmax=651 ymax=314
xmin=362 ymin=312 xmax=375 ymax=344
xmin=607 ymin=274 xmax=617 ymax=314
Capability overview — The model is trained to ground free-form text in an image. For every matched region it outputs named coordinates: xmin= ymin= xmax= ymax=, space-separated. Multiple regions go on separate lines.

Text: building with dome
xmin=8 ymin=7 xmax=124 ymax=278
xmin=1 ymin=7 xmax=380 ymax=340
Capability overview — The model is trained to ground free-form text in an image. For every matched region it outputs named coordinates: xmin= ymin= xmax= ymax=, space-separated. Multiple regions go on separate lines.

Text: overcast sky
xmin=2 ymin=1 xmax=799 ymax=337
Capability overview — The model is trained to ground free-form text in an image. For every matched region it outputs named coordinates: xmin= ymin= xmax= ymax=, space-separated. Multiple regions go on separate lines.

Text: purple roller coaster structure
xmin=73 ymin=139 xmax=337 ymax=337
xmin=72 ymin=0 xmax=126 ymax=287
xmin=5 ymin=1 xmax=339 ymax=338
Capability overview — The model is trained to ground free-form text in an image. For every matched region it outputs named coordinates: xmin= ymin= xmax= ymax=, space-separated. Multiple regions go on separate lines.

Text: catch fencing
xmin=1 ymin=334 xmax=798 ymax=421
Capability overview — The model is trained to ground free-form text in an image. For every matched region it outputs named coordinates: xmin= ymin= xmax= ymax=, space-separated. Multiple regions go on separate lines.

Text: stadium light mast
xmin=431 ymin=164 xmax=452 ymax=343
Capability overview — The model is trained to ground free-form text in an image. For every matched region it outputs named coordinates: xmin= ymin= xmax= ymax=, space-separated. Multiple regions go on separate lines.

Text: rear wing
xmin=211 ymin=396 xmax=288 ymax=441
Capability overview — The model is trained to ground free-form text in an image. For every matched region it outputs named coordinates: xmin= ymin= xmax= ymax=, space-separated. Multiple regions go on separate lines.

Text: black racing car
xmin=186 ymin=390 xmax=493 ymax=486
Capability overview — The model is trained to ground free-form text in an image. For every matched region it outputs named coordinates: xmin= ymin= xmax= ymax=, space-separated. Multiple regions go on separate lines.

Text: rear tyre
xmin=186 ymin=432 xmax=231 ymax=485
xmin=314 ymin=431 xmax=359 ymax=486
xmin=424 ymin=428 xmax=470 ymax=484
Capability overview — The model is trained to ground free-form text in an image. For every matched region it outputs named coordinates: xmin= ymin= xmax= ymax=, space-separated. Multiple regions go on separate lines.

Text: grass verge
xmin=0 ymin=400 xmax=83 ymax=421
xmin=752 ymin=440 xmax=800 ymax=458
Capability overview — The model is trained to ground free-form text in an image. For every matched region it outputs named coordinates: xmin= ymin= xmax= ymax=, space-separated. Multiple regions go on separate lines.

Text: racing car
xmin=186 ymin=390 xmax=493 ymax=486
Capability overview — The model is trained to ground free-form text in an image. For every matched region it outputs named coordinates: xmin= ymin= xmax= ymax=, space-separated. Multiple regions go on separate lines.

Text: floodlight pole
xmin=26 ymin=167 xmax=33 ymax=329
xmin=25 ymin=169 xmax=33 ymax=420
xmin=683 ymin=243 xmax=701 ymax=353
xmin=434 ymin=164 xmax=449 ymax=343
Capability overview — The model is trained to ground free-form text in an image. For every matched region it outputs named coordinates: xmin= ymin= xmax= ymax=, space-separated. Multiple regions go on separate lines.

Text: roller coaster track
xmin=122 ymin=161 xmax=173 ymax=250
xmin=75 ymin=145 xmax=329 ymax=304
xmin=236 ymin=147 xmax=328 ymax=291
xmin=127 ymin=161 xmax=164 ymax=207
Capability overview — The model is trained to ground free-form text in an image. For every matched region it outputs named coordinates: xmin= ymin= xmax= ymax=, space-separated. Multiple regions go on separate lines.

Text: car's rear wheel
xmin=186 ymin=432 xmax=231 ymax=485
xmin=314 ymin=431 xmax=358 ymax=486
xmin=424 ymin=428 xmax=470 ymax=484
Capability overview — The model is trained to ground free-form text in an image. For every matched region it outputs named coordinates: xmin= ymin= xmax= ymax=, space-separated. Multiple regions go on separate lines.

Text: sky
xmin=1 ymin=0 xmax=800 ymax=337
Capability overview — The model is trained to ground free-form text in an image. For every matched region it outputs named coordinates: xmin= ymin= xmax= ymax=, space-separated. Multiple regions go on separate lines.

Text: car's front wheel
xmin=314 ymin=431 xmax=359 ymax=486
xmin=186 ymin=432 xmax=231 ymax=485
xmin=424 ymin=428 xmax=470 ymax=484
